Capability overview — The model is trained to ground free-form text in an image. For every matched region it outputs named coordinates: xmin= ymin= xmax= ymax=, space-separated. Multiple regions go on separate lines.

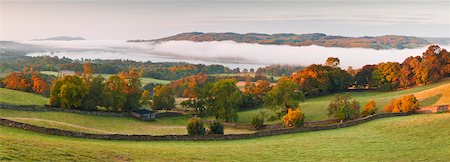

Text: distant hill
xmin=31 ymin=36 xmax=85 ymax=41
xmin=422 ymin=37 xmax=450 ymax=45
xmin=129 ymin=32 xmax=431 ymax=49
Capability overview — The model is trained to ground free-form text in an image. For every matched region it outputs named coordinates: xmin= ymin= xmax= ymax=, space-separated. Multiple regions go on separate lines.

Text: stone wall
xmin=0 ymin=104 xmax=132 ymax=117
xmin=0 ymin=112 xmax=410 ymax=141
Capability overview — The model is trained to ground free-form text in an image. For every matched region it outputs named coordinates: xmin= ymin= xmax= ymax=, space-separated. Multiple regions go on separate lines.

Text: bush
xmin=208 ymin=120 xmax=224 ymax=134
xmin=283 ymin=108 xmax=305 ymax=127
xmin=327 ymin=93 xmax=360 ymax=120
xmin=382 ymin=95 xmax=419 ymax=113
xmin=361 ymin=100 xmax=377 ymax=117
xmin=251 ymin=115 xmax=265 ymax=130
xmin=187 ymin=117 xmax=206 ymax=135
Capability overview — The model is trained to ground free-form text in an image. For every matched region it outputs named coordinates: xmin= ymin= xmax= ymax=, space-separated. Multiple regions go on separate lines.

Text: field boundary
xmin=0 ymin=104 xmax=183 ymax=118
xmin=0 ymin=112 xmax=410 ymax=141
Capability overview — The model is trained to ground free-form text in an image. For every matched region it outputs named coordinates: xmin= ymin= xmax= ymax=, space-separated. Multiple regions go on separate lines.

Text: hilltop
xmin=31 ymin=36 xmax=85 ymax=41
xmin=129 ymin=32 xmax=431 ymax=49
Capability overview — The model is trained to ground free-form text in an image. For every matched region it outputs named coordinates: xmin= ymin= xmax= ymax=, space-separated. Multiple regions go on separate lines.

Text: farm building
xmin=131 ymin=109 xmax=156 ymax=121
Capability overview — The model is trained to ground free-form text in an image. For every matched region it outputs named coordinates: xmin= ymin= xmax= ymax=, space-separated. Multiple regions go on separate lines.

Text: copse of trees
xmin=48 ymin=64 xmax=147 ymax=112
xmin=291 ymin=63 xmax=352 ymax=96
xmin=1 ymin=66 xmax=54 ymax=96
xmin=357 ymin=45 xmax=450 ymax=91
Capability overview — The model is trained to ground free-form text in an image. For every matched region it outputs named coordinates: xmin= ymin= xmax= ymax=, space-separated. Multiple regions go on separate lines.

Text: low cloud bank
xmin=24 ymin=40 xmax=450 ymax=69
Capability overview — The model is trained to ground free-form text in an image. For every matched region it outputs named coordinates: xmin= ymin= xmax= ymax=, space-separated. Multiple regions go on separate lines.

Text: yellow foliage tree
xmin=361 ymin=100 xmax=377 ymax=117
xmin=283 ymin=108 xmax=305 ymax=127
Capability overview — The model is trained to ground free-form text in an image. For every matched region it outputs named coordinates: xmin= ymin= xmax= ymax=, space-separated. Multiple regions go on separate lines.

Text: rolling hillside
xmin=130 ymin=32 xmax=431 ymax=49
xmin=1 ymin=114 xmax=449 ymax=161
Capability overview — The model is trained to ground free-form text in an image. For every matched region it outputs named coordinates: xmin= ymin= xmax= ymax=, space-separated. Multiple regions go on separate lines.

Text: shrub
xmin=382 ymin=95 xmax=419 ymax=113
xmin=327 ymin=93 xmax=360 ymax=120
xmin=208 ymin=120 xmax=224 ymax=134
xmin=283 ymin=108 xmax=305 ymax=127
xmin=361 ymin=100 xmax=377 ymax=117
xmin=251 ymin=115 xmax=265 ymax=130
xmin=187 ymin=117 xmax=206 ymax=135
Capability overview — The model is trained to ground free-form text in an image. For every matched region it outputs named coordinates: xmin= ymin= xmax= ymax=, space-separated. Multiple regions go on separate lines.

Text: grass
xmin=0 ymin=88 xmax=48 ymax=106
xmin=0 ymin=108 xmax=253 ymax=135
xmin=237 ymin=79 xmax=450 ymax=123
xmin=41 ymin=71 xmax=171 ymax=85
xmin=1 ymin=113 xmax=449 ymax=161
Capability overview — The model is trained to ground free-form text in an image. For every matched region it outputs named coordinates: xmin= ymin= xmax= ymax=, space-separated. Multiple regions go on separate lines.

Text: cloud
xmin=25 ymin=40 xmax=450 ymax=69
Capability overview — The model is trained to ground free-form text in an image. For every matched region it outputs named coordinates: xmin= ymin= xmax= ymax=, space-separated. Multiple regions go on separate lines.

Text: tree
xmin=372 ymin=62 xmax=401 ymax=91
xmin=283 ymin=108 xmax=305 ymax=127
xmin=119 ymin=69 xmax=143 ymax=111
xmin=325 ymin=57 xmax=340 ymax=68
xmin=59 ymin=75 xmax=88 ymax=109
xmin=49 ymin=79 xmax=63 ymax=107
xmin=152 ymin=84 xmax=175 ymax=110
xmin=355 ymin=65 xmax=377 ymax=87
xmin=207 ymin=79 xmax=242 ymax=122
xmin=187 ymin=117 xmax=206 ymax=135
xmin=327 ymin=93 xmax=360 ymax=120
xmin=31 ymin=72 xmax=48 ymax=94
xmin=104 ymin=75 xmax=127 ymax=111
xmin=361 ymin=100 xmax=377 ymax=117
xmin=382 ymin=95 xmax=419 ymax=113
xmin=140 ymin=90 xmax=151 ymax=106
xmin=264 ymin=77 xmax=304 ymax=115
xmin=82 ymin=75 xmax=105 ymax=110
xmin=82 ymin=63 xmax=93 ymax=83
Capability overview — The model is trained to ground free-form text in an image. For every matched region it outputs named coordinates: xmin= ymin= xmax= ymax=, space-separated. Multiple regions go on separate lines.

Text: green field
xmin=0 ymin=108 xmax=253 ymax=135
xmin=0 ymin=88 xmax=49 ymax=106
xmin=237 ymin=79 xmax=450 ymax=123
xmin=1 ymin=113 xmax=449 ymax=161
xmin=41 ymin=71 xmax=171 ymax=85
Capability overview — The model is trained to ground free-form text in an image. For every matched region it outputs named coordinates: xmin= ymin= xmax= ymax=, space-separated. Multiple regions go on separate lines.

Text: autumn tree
xmin=327 ymin=93 xmax=360 ymax=121
xmin=283 ymin=108 xmax=305 ymax=127
xmin=31 ymin=72 xmax=48 ymax=94
xmin=372 ymin=62 xmax=401 ymax=91
xmin=361 ymin=100 xmax=377 ymax=117
xmin=325 ymin=57 xmax=340 ymax=68
xmin=207 ymin=79 xmax=242 ymax=122
xmin=152 ymin=84 xmax=175 ymax=110
xmin=382 ymin=95 xmax=419 ymax=113
xmin=49 ymin=79 xmax=63 ymax=107
xmin=140 ymin=90 xmax=151 ymax=107
xmin=82 ymin=63 xmax=93 ymax=83
xmin=59 ymin=75 xmax=88 ymax=109
xmin=119 ymin=69 xmax=143 ymax=111
xmin=264 ymin=77 xmax=304 ymax=116
xmin=104 ymin=75 xmax=127 ymax=111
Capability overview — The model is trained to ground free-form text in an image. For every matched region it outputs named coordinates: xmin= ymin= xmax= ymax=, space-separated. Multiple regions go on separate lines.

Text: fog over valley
xmin=24 ymin=40 xmax=450 ymax=69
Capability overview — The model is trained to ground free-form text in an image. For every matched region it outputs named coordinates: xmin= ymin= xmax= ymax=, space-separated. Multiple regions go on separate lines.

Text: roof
xmin=132 ymin=109 xmax=154 ymax=115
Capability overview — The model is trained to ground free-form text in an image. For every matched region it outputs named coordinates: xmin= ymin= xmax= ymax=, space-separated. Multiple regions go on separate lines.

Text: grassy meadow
xmin=40 ymin=71 xmax=171 ymax=85
xmin=0 ymin=88 xmax=49 ymax=106
xmin=1 ymin=113 xmax=449 ymax=161
xmin=237 ymin=79 xmax=450 ymax=123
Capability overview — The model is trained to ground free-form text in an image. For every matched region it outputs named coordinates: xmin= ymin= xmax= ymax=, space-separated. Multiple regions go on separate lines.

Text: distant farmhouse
xmin=131 ymin=109 xmax=156 ymax=121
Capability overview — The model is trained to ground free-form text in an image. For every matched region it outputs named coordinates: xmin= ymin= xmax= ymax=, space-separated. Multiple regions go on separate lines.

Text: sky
xmin=1 ymin=0 xmax=449 ymax=40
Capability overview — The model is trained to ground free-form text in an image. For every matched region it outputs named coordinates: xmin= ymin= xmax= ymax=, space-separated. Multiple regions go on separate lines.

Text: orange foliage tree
xmin=382 ymin=95 xmax=419 ymax=113
xmin=361 ymin=100 xmax=377 ymax=117
xmin=283 ymin=108 xmax=305 ymax=127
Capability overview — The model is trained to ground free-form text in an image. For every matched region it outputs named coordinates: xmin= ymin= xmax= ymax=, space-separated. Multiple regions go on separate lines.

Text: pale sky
xmin=1 ymin=0 xmax=449 ymax=40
